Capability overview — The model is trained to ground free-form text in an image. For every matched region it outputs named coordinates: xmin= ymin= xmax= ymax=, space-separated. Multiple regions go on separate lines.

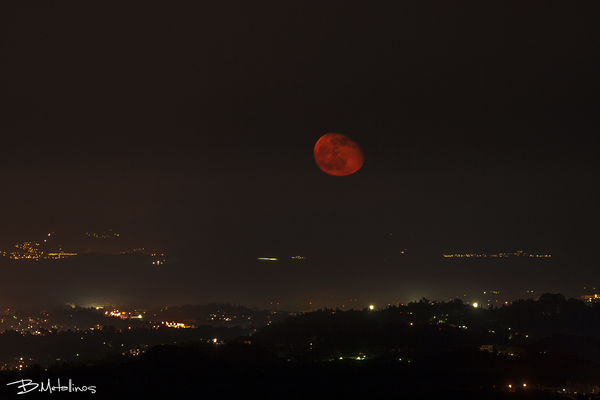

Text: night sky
xmin=1 ymin=2 xmax=598 ymax=310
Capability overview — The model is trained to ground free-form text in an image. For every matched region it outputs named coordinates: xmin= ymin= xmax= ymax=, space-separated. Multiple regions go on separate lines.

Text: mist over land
xmin=0 ymin=242 xmax=573 ymax=312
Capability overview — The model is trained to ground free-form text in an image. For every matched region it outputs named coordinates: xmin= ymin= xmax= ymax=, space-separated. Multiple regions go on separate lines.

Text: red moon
xmin=314 ymin=133 xmax=364 ymax=176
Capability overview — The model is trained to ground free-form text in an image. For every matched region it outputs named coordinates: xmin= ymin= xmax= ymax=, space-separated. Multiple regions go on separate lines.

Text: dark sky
xmin=1 ymin=2 xmax=598 ymax=310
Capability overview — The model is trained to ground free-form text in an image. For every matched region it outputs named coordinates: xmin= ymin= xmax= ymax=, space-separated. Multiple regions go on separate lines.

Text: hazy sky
xmin=1 ymin=2 xmax=598 ymax=309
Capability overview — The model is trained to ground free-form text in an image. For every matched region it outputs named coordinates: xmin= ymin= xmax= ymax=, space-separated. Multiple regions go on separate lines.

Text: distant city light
xmin=443 ymin=251 xmax=551 ymax=258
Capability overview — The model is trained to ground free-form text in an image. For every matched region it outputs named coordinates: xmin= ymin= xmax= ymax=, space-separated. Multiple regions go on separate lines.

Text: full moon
xmin=314 ymin=133 xmax=364 ymax=176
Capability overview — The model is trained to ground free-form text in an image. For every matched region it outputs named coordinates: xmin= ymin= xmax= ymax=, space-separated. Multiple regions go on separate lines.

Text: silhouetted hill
xmin=530 ymin=334 xmax=600 ymax=362
xmin=2 ymin=296 xmax=598 ymax=398
xmin=0 ymin=342 xmax=579 ymax=400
